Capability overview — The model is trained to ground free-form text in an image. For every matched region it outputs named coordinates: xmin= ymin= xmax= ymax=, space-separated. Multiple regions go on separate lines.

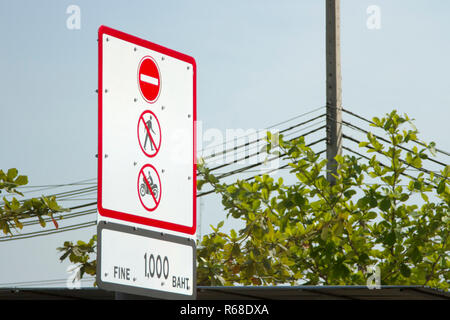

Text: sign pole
xmin=326 ymin=0 xmax=343 ymax=185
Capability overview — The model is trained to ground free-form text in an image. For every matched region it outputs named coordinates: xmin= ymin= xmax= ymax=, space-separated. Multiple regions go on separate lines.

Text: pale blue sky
xmin=0 ymin=0 xmax=449 ymax=287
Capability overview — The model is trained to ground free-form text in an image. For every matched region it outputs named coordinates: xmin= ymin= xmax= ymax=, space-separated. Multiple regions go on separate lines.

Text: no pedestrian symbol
xmin=138 ymin=56 xmax=161 ymax=103
xmin=138 ymin=110 xmax=162 ymax=157
xmin=138 ymin=164 xmax=162 ymax=212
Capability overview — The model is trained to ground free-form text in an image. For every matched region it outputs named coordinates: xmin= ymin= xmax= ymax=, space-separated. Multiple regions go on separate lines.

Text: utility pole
xmin=325 ymin=0 xmax=343 ymax=185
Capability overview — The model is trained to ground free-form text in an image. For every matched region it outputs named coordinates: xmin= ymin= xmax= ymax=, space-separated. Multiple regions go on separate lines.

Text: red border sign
xmin=98 ymin=25 xmax=196 ymax=235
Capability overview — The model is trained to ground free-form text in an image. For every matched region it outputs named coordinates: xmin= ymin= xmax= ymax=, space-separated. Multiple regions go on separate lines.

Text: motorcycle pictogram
xmin=140 ymin=171 xmax=159 ymax=200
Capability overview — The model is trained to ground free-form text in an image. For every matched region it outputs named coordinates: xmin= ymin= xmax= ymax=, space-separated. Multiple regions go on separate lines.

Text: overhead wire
xmin=0 ymin=221 xmax=96 ymax=242
xmin=343 ymin=134 xmax=449 ymax=181
xmin=197 ymin=138 xmax=327 ymax=197
xmin=21 ymin=209 xmax=96 ymax=227
xmin=201 ymin=113 xmax=326 ymax=162
xmin=341 ymin=119 xmax=449 ymax=168
xmin=0 ymin=200 xmax=96 ymax=223
xmin=207 ymin=124 xmax=326 ymax=172
xmin=199 ymin=106 xmax=325 ymax=154
xmin=0 ymin=185 xmax=97 ymax=207
xmin=202 ymin=117 xmax=326 ymax=165
xmin=341 ymin=107 xmax=450 ymax=157
xmin=0 ymin=277 xmax=95 ymax=288
xmin=342 ymin=146 xmax=436 ymax=189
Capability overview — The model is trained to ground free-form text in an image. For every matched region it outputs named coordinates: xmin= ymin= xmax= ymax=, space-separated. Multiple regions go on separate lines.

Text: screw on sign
xmin=137 ymin=110 xmax=162 ymax=157
xmin=138 ymin=56 xmax=161 ymax=103
xmin=138 ymin=164 xmax=162 ymax=212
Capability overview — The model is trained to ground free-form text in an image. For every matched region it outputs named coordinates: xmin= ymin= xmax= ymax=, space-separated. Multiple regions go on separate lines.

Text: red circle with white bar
xmin=138 ymin=56 xmax=161 ymax=103
xmin=137 ymin=164 xmax=162 ymax=212
xmin=137 ymin=110 xmax=162 ymax=157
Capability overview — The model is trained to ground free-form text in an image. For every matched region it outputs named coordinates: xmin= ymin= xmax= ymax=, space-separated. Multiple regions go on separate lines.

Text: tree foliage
xmin=0 ymin=168 xmax=68 ymax=235
xmin=0 ymin=168 xmax=95 ymax=281
xmin=195 ymin=110 xmax=449 ymax=290
xmin=58 ymin=235 xmax=97 ymax=280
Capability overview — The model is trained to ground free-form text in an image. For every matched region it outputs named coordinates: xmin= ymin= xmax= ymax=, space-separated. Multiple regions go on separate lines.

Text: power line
xmin=197 ymin=138 xmax=327 ymax=197
xmin=0 ymin=221 xmax=96 ymax=242
xmin=201 ymin=113 xmax=326 ymax=162
xmin=21 ymin=209 xmax=96 ymax=227
xmin=16 ymin=178 xmax=97 ymax=191
xmin=199 ymin=106 xmax=325 ymax=153
xmin=215 ymin=138 xmax=325 ymax=179
xmin=341 ymin=120 xmax=449 ymax=168
xmin=0 ymin=277 xmax=95 ymax=288
xmin=341 ymin=107 xmax=450 ymax=157
xmin=342 ymin=146 xmax=437 ymax=189
xmin=342 ymin=135 xmax=448 ymax=182
xmin=0 ymin=200 xmax=96 ymax=223
xmin=197 ymin=149 xmax=327 ymax=198
xmin=202 ymin=117 xmax=326 ymax=165
xmin=0 ymin=186 xmax=97 ymax=207
xmin=208 ymin=125 xmax=326 ymax=172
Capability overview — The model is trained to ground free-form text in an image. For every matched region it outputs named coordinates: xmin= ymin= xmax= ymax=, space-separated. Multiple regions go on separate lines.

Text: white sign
xmin=98 ymin=25 xmax=196 ymax=236
xmin=97 ymin=222 xmax=196 ymax=299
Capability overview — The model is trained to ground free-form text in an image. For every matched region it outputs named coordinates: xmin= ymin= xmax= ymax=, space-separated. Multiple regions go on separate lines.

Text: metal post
xmin=326 ymin=0 xmax=343 ymax=185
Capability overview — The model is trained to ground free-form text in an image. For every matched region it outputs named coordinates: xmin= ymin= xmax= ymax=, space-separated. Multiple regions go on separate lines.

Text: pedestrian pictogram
xmin=138 ymin=56 xmax=161 ymax=103
xmin=138 ymin=110 xmax=162 ymax=157
xmin=138 ymin=164 xmax=162 ymax=212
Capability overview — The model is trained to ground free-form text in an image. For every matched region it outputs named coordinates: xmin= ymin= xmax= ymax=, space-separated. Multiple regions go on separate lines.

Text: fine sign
xmin=98 ymin=25 xmax=196 ymax=236
xmin=97 ymin=222 xmax=196 ymax=299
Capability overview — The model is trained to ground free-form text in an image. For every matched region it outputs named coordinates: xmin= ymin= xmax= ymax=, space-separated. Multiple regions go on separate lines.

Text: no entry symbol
xmin=137 ymin=110 xmax=162 ymax=157
xmin=138 ymin=164 xmax=162 ymax=212
xmin=138 ymin=56 xmax=161 ymax=103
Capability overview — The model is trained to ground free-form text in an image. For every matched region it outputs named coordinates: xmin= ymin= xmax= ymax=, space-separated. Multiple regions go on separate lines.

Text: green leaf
xmin=410 ymin=247 xmax=421 ymax=264
xmin=379 ymin=197 xmax=391 ymax=212
xmin=437 ymin=180 xmax=445 ymax=194
xmin=231 ymin=243 xmax=240 ymax=256
xmin=251 ymin=199 xmax=261 ymax=211
xmin=293 ymin=193 xmax=305 ymax=207
xmin=6 ymin=168 xmax=18 ymax=181
xmin=344 ymin=189 xmax=357 ymax=199
xmin=385 ymin=232 xmax=396 ymax=246
xmin=357 ymin=197 xmax=368 ymax=209
xmin=400 ymin=264 xmax=411 ymax=278
xmin=196 ymin=179 xmax=206 ymax=191
xmin=358 ymin=142 xmax=369 ymax=148
xmin=366 ymin=211 xmax=378 ymax=220
xmin=320 ymin=225 xmax=329 ymax=241
xmin=14 ymin=175 xmax=28 ymax=186
xmin=261 ymin=188 xmax=269 ymax=201
xmin=420 ymin=193 xmax=429 ymax=202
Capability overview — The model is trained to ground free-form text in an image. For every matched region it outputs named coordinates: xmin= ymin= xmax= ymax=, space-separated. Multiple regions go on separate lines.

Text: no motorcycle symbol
xmin=137 ymin=164 xmax=162 ymax=212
